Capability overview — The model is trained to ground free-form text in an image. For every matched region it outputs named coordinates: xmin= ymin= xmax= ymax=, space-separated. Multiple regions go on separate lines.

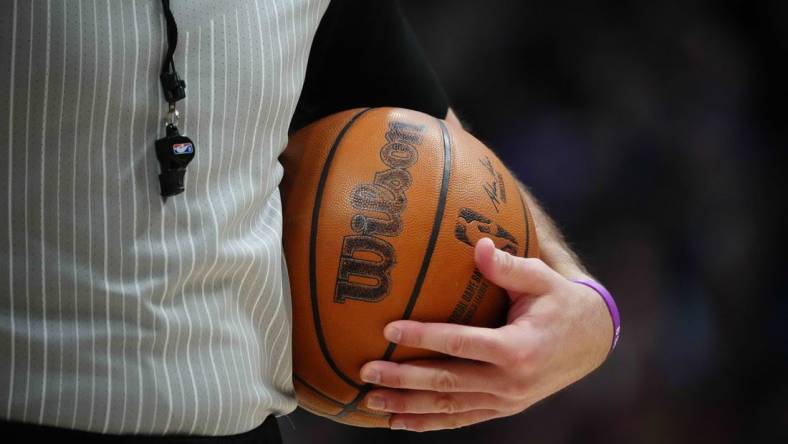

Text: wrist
xmin=572 ymin=278 xmax=621 ymax=354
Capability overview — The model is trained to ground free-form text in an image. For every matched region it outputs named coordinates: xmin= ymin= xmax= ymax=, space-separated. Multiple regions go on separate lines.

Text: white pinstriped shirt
xmin=0 ymin=0 xmax=329 ymax=435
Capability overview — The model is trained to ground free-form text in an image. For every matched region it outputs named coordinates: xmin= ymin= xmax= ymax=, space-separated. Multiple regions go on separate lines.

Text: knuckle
xmin=510 ymin=379 xmax=531 ymax=398
xmin=435 ymin=393 xmax=461 ymax=414
xmin=445 ymin=334 xmax=467 ymax=356
xmin=523 ymin=257 xmax=547 ymax=279
xmin=502 ymin=336 xmax=543 ymax=370
xmin=524 ymin=258 xmax=552 ymax=280
xmin=498 ymin=251 xmax=516 ymax=276
xmin=480 ymin=333 xmax=507 ymax=357
xmin=522 ymin=257 xmax=547 ymax=271
xmin=432 ymin=370 xmax=459 ymax=392
xmin=500 ymin=341 xmax=527 ymax=368
xmin=527 ymin=333 xmax=549 ymax=363
xmin=505 ymin=347 xmax=533 ymax=368
xmin=447 ymin=416 xmax=466 ymax=430
xmin=524 ymin=257 xmax=546 ymax=268
xmin=489 ymin=383 xmax=510 ymax=398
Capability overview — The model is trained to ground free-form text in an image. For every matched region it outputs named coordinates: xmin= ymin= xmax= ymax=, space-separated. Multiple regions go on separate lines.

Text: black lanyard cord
xmin=160 ymin=0 xmax=186 ymax=104
xmin=155 ymin=0 xmax=194 ymax=199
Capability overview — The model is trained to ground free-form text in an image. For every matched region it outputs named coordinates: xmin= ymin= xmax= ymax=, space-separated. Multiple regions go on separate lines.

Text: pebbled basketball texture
xmin=279 ymin=108 xmax=539 ymax=427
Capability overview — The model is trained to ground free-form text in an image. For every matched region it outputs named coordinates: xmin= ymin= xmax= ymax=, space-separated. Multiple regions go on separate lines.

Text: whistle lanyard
xmin=155 ymin=0 xmax=194 ymax=198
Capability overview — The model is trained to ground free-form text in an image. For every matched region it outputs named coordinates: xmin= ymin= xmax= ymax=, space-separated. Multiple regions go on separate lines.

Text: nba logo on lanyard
xmin=172 ymin=142 xmax=194 ymax=155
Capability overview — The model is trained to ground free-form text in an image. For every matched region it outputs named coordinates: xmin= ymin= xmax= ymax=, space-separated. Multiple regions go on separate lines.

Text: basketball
xmin=279 ymin=107 xmax=539 ymax=427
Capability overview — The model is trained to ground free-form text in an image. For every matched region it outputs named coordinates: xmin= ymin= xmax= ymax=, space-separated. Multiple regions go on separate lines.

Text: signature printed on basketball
xmin=480 ymin=156 xmax=507 ymax=212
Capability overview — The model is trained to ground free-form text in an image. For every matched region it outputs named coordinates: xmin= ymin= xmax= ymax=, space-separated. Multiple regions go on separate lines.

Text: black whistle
xmin=155 ymin=124 xmax=195 ymax=197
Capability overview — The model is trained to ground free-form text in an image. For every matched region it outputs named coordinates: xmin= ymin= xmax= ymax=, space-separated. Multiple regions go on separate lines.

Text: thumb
xmin=474 ymin=237 xmax=554 ymax=297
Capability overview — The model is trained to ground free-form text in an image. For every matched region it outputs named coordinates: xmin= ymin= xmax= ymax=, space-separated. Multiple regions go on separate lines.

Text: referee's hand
xmin=359 ymin=237 xmax=613 ymax=432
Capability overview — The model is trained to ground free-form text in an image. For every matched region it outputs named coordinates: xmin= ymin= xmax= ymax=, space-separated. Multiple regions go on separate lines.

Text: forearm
xmin=518 ymin=183 xmax=591 ymax=280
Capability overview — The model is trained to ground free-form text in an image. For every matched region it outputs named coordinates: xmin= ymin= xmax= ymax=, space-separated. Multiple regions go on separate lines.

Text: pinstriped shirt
xmin=0 ymin=0 xmax=329 ymax=435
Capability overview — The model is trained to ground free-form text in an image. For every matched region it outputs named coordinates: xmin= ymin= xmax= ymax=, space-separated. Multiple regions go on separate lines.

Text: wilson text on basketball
xmin=335 ymin=122 xmax=424 ymax=303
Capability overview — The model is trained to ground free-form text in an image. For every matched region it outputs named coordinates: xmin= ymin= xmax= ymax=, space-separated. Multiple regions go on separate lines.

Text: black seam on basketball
xmin=309 ymin=108 xmax=372 ymax=392
xmin=293 ymin=373 xmax=346 ymax=408
xmin=334 ymin=388 xmax=390 ymax=419
xmin=517 ymin=187 xmax=531 ymax=257
xmin=334 ymin=387 xmax=370 ymax=418
xmin=295 ymin=375 xmax=386 ymax=420
xmin=335 ymin=117 xmax=453 ymax=418
xmin=387 ymin=117 xmax=453 ymax=352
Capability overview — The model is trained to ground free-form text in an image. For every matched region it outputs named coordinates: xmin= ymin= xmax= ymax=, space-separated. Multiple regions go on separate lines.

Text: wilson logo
xmin=335 ymin=122 xmax=423 ymax=303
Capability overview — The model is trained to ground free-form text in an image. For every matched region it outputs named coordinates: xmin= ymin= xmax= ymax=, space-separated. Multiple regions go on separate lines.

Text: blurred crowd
xmin=283 ymin=1 xmax=787 ymax=443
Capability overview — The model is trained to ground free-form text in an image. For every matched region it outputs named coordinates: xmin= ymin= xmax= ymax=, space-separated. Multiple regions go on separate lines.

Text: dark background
xmin=283 ymin=0 xmax=787 ymax=442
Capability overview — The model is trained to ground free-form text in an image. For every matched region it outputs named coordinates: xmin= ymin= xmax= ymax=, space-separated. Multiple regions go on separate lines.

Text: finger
xmin=474 ymin=237 xmax=554 ymax=295
xmin=383 ymin=320 xmax=509 ymax=364
xmin=389 ymin=409 xmax=501 ymax=432
xmin=360 ymin=359 xmax=502 ymax=394
xmin=364 ymin=389 xmax=508 ymax=415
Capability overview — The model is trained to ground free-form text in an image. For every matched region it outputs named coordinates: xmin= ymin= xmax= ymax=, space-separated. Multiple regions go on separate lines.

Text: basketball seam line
xmin=336 ymin=116 xmax=453 ymax=418
xmin=294 ymin=373 xmax=392 ymax=418
xmin=308 ymin=108 xmax=372 ymax=392
xmin=293 ymin=373 xmax=346 ymax=408
xmin=517 ymin=184 xmax=531 ymax=257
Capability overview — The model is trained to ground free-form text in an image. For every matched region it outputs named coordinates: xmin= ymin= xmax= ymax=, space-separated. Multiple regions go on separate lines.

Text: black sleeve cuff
xmin=290 ymin=0 xmax=449 ymax=133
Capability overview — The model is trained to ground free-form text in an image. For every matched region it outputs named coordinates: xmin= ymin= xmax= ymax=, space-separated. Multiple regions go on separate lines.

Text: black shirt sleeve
xmin=289 ymin=0 xmax=449 ymax=133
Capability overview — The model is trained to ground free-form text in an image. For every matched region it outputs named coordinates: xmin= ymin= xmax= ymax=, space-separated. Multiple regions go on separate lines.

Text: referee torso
xmin=1 ymin=0 xmax=449 ymax=439
xmin=0 ymin=0 xmax=329 ymax=435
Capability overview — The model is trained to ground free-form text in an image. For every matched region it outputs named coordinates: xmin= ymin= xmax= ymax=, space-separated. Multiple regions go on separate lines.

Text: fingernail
xmin=361 ymin=368 xmax=380 ymax=384
xmin=390 ymin=420 xmax=407 ymax=430
xmin=365 ymin=395 xmax=385 ymax=410
xmin=494 ymin=248 xmax=506 ymax=263
xmin=384 ymin=325 xmax=402 ymax=343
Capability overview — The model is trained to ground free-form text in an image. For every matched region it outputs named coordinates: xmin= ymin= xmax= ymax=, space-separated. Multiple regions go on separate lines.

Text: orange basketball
xmin=279 ymin=107 xmax=539 ymax=427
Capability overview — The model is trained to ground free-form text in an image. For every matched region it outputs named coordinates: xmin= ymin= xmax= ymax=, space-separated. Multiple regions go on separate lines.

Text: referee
xmin=0 ymin=1 xmax=618 ymax=442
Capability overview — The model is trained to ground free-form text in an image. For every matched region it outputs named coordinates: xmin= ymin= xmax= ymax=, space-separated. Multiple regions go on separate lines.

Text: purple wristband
xmin=572 ymin=278 xmax=621 ymax=352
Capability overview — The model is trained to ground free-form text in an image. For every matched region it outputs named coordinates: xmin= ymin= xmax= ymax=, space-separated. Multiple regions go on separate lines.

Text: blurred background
xmin=283 ymin=0 xmax=787 ymax=442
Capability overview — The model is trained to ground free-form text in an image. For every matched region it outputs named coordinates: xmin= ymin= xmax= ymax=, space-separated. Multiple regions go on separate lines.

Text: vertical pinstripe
xmin=21 ymin=0 xmax=34 ymax=422
xmin=110 ymin=0 xmax=127 ymax=432
xmin=85 ymin=0 xmax=98 ymax=429
xmin=228 ymin=9 xmax=254 ymax=433
xmin=232 ymin=3 xmax=266 ymax=431
xmin=123 ymin=0 xmax=139 ymax=429
xmin=53 ymin=0 xmax=68 ymax=425
xmin=209 ymin=15 xmax=235 ymax=435
xmin=5 ymin=0 xmax=18 ymax=418
xmin=1 ymin=0 xmax=330 ymax=435
xmin=36 ymin=0 xmax=52 ymax=423
xmin=198 ymin=20 xmax=226 ymax=435
xmin=247 ymin=2 xmax=275 ymax=423
xmin=135 ymin=3 xmax=154 ymax=433
xmin=259 ymin=3 xmax=290 ymax=414
xmin=178 ymin=32 xmax=199 ymax=432
xmin=271 ymin=0 xmax=303 ymax=390
xmin=99 ymin=0 xmax=114 ymax=432
xmin=257 ymin=0 xmax=284 ymax=412
xmin=69 ymin=0 xmax=84 ymax=429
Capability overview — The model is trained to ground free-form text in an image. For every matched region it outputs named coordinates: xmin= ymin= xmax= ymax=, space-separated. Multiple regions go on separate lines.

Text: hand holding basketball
xmin=360 ymin=237 xmax=614 ymax=432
